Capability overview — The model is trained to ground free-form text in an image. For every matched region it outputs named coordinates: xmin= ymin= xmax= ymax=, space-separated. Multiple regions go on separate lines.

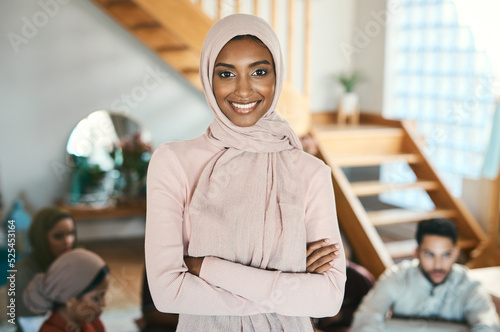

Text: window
xmin=382 ymin=0 xmax=498 ymax=209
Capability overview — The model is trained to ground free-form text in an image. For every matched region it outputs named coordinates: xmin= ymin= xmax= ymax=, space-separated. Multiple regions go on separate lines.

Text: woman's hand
xmin=184 ymin=256 xmax=204 ymax=276
xmin=306 ymin=239 xmax=340 ymax=274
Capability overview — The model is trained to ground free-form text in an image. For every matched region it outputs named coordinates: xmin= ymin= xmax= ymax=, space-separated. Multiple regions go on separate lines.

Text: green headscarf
xmin=29 ymin=206 xmax=77 ymax=271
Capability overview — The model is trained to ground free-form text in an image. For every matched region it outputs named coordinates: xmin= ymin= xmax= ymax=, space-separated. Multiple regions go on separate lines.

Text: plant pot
xmin=340 ymin=92 xmax=359 ymax=115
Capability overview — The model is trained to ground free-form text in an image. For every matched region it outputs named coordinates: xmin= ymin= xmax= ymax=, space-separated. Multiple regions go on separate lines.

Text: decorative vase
xmin=338 ymin=92 xmax=360 ymax=125
xmin=340 ymin=92 xmax=359 ymax=115
xmin=114 ymin=169 xmax=145 ymax=205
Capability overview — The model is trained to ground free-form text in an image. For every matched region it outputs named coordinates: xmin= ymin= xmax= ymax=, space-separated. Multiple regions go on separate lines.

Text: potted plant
xmin=335 ymin=71 xmax=363 ymax=124
xmin=111 ymin=132 xmax=152 ymax=203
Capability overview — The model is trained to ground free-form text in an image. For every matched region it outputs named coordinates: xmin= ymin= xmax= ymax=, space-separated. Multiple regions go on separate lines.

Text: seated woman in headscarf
xmin=16 ymin=206 xmax=77 ymax=331
xmin=145 ymin=13 xmax=346 ymax=331
xmin=23 ymin=248 xmax=109 ymax=332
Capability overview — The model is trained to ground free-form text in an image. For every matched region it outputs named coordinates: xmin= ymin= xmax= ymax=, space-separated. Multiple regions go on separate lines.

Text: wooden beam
xmin=271 ymin=0 xmax=277 ymax=31
xmin=328 ymin=153 xmax=421 ymax=168
xmin=367 ymin=208 xmax=458 ymax=227
xmin=287 ymin=0 xmax=294 ymax=84
xmin=304 ymin=0 xmax=310 ymax=97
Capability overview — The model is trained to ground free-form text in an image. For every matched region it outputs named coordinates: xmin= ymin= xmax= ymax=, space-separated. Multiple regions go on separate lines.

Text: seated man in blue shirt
xmin=351 ymin=218 xmax=500 ymax=332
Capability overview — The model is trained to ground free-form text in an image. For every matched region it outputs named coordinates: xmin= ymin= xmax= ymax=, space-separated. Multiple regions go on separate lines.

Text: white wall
xmin=310 ymin=0 xmax=356 ymax=112
xmin=351 ymin=0 xmax=388 ymax=113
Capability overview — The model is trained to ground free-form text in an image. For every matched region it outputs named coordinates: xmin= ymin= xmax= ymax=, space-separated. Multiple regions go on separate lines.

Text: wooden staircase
xmin=89 ymin=0 xmax=491 ymax=278
xmin=312 ymin=114 xmax=488 ymax=277
xmin=91 ymin=0 xmax=212 ymax=90
xmin=90 ymin=0 xmax=311 ymax=136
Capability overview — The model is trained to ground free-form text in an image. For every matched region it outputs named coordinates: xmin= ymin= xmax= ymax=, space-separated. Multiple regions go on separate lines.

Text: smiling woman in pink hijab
xmin=145 ymin=13 xmax=346 ymax=331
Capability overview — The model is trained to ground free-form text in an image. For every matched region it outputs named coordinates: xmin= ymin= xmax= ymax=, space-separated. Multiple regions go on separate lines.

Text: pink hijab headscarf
xmin=23 ymin=249 xmax=107 ymax=314
xmin=188 ymin=13 xmax=306 ymax=273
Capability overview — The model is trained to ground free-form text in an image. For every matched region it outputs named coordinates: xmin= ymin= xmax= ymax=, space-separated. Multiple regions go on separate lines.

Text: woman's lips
xmin=230 ymin=101 xmax=259 ymax=114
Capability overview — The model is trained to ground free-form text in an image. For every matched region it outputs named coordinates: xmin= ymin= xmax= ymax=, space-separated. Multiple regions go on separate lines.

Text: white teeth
xmin=231 ymin=101 xmax=258 ymax=109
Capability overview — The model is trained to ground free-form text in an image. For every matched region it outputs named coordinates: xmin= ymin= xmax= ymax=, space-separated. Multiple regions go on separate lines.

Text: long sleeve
xmin=351 ymin=268 xmax=400 ymax=332
xmin=464 ymin=284 xmax=500 ymax=332
xmin=145 ymin=144 xmax=268 ymax=315
xmin=198 ymin=163 xmax=346 ymax=317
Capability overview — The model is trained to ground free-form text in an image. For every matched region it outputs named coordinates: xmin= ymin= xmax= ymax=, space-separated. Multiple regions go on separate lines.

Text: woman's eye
xmin=219 ymin=71 xmax=234 ymax=78
xmin=253 ymin=69 xmax=267 ymax=76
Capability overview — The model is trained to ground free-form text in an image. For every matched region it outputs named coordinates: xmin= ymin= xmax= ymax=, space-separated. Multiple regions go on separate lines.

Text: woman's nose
xmin=235 ymin=76 xmax=253 ymax=97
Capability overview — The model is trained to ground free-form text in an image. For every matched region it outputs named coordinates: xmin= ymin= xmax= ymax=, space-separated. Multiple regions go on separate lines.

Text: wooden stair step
xmin=314 ymin=127 xmax=406 ymax=155
xmin=331 ymin=153 xmax=421 ymax=167
xmin=367 ymin=208 xmax=458 ymax=227
xmin=385 ymin=239 xmax=417 ymax=259
xmin=134 ymin=26 xmax=186 ymax=50
xmin=315 ymin=126 xmax=404 ymax=139
xmin=457 ymin=238 xmax=478 ymax=250
xmin=94 ymin=0 xmax=131 ymax=6
xmin=351 ymin=180 xmax=440 ymax=196
xmin=385 ymin=237 xmax=478 ymax=260
xmin=160 ymin=49 xmax=200 ymax=72
xmin=134 ymin=0 xmax=212 ymax=55
xmin=104 ymin=2 xmax=157 ymax=29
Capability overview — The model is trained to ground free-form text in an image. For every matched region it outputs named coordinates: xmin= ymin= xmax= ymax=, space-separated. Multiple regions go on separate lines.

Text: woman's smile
xmin=229 ymin=100 xmax=259 ymax=114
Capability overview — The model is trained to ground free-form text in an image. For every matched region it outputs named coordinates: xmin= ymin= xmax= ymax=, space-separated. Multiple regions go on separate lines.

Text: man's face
xmin=416 ymin=234 xmax=459 ymax=285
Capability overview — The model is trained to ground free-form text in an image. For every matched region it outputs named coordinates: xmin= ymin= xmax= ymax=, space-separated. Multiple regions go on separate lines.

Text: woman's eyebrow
xmin=215 ymin=62 xmax=235 ymax=69
xmin=249 ymin=60 xmax=271 ymax=67
xmin=214 ymin=60 xmax=272 ymax=69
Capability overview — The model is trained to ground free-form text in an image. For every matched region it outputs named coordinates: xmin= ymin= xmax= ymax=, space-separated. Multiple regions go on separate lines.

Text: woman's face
xmin=47 ymin=218 xmax=76 ymax=258
xmin=212 ymin=36 xmax=276 ymax=127
xmin=68 ymin=275 xmax=109 ymax=323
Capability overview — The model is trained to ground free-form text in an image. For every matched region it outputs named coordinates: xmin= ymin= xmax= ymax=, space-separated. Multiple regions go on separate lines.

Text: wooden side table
xmin=57 ymin=200 xmax=146 ymax=221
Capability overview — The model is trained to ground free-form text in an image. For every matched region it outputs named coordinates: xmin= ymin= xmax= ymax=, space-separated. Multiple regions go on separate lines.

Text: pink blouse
xmin=145 ymin=134 xmax=346 ymax=319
